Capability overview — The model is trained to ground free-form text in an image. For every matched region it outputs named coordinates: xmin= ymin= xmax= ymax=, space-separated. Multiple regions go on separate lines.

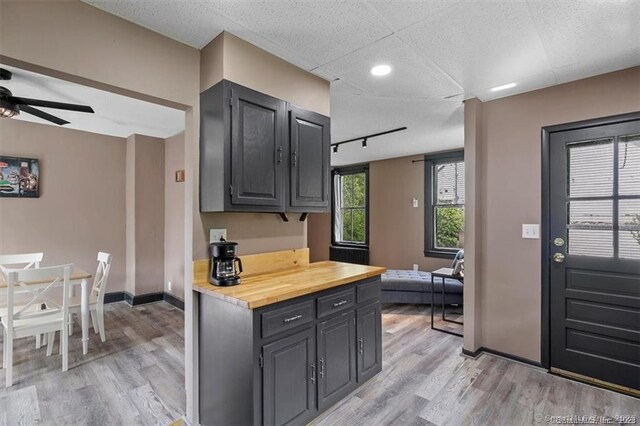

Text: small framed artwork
xmin=175 ymin=169 xmax=185 ymax=182
xmin=0 ymin=156 xmax=40 ymax=198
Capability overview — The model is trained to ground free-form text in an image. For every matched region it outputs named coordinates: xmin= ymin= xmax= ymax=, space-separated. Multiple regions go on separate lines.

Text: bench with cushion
xmin=380 ymin=269 xmax=463 ymax=305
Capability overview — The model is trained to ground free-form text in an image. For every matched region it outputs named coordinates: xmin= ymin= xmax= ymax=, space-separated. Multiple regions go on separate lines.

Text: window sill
xmin=424 ymin=250 xmax=457 ymax=259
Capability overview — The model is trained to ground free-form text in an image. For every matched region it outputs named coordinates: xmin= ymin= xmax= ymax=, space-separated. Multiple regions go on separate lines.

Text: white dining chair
xmin=0 ymin=252 xmax=46 ymax=348
xmin=2 ymin=264 xmax=72 ymax=387
xmin=49 ymin=252 xmax=112 ymax=342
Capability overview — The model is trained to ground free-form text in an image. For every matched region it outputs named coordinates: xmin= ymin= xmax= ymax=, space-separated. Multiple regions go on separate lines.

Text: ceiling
xmin=1 ymin=65 xmax=185 ymax=139
xmin=83 ymin=0 xmax=640 ymax=165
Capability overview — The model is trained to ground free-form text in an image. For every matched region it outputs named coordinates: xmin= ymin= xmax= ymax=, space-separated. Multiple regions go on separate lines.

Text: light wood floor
xmin=0 ymin=301 xmax=185 ymax=425
xmin=1 ymin=302 xmax=638 ymax=425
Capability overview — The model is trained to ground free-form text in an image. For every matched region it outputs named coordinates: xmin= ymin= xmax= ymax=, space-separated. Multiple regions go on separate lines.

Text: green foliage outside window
xmin=340 ymin=172 xmax=366 ymax=244
xmin=435 ymin=207 xmax=464 ymax=249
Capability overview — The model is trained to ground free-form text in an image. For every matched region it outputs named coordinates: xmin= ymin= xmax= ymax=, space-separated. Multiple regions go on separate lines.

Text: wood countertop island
xmin=193 ymin=250 xmax=386 ymax=309
xmin=196 ymin=248 xmax=386 ymax=426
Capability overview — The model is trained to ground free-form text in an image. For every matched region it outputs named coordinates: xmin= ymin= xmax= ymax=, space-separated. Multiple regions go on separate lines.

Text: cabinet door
xmin=356 ymin=302 xmax=382 ymax=382
xmin=262 ymin=328 xmax=317 ymax=426
xmin=317 ymin=312 xmax=356 ymax=410
xmin=230 ymin=84 xmax=286 ymax=208
xmin=289 ymin=107 xmax=330 ymax=210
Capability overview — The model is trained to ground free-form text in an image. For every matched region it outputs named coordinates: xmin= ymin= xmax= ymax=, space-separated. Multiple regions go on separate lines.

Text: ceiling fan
xmin=0 ymin=68 xmax=94 ymax=125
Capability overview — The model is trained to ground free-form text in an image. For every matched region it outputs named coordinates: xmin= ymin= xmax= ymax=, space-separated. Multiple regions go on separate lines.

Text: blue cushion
xmin=381 ymin=269 xmax=463 ymax=294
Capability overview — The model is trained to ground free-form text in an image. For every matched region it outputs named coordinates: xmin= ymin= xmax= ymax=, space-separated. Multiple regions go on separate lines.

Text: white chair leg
xmin=2 ymin=332 xmax=6 ymax=369
xmin=97 ymin=306 xmax=106 ymax=342
xmin=6 ymin=331 xmax=13 ymax=387
xmin=90 ymin=309 xmax=98 ymax=334
xmin=68 ymin=313 xmax=74 ymax=336
xmin=46 ymin=332 xmax=55 ymax=356
xmin=62 ymin=323 xmax=68 ymax=372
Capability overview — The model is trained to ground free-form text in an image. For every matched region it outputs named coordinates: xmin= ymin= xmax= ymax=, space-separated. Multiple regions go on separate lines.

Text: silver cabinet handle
xmin=332 ymin=300 xmax=348 ymax=308
xmin=310 ymin=362 xmax=316 ymax=384
xmin=319 ymin=357 xmax=324 ymax=378
xmin=292 ymin=151 xmax=297 ymax=167
xmin=283 ymin=314 xmax=302 ymax=323
xmin=358 ymin=337 xmax=364 ymax=356
xmin=277 ymin=147 xmax=283 ymax=164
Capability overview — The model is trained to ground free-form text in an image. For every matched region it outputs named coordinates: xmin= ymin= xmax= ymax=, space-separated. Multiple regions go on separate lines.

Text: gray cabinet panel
xmin=231 ymin=85 xmax=286 ymax=208
xmin=317 ymin=312 xmax=357 ymax=410
xmin=289 ymin=107 xmax=330 ymax=211
xmin=317 ymin=288 xmax=355 ymax=319
xmin=263 ymin=328 xmax=317 ymax=426
xmin=356 ymin=302 xmax=382 ymax=382
xmin=261 ymin=299 xmax=315 ymax=338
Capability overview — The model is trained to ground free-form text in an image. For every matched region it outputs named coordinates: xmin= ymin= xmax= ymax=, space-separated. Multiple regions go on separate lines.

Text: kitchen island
xmin=193 ymin=249 xmax=386 ymax=426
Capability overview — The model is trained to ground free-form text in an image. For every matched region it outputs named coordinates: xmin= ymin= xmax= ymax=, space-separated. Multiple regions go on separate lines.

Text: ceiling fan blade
xmin=9 ymin=96 xmax=94 ymax=113
xmin=20 ymin=105 xmax=70 ymax=126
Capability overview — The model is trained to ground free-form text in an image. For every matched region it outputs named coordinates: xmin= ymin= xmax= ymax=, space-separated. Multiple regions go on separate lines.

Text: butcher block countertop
xmin=193 ymin=259 xmax=386 ymax=309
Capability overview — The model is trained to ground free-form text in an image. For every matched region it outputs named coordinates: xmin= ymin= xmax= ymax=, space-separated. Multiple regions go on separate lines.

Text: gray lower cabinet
xmin=198 ymin=277 xmax=382 ymax=426
xmin=263 ymin=328 xmax=317 ymax=426
xmin=317 ymin=312 xmax=356 ymax=411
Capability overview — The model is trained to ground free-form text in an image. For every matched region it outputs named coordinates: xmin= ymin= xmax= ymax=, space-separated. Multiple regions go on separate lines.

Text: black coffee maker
xmin=209 ymin=238 xmax=243 ymax=286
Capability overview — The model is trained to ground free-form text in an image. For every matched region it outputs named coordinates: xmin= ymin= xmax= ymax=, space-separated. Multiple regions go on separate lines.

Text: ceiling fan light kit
xmin=0 ymin=67 xmax=95 ymax=125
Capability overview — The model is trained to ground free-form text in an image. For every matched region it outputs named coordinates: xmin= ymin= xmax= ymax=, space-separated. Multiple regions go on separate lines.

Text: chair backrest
xmin=92 ymin=252 xmax=112 ymax=303
xmin=5 ymin=264 xmax=73 ymax=328
xmin=0 ymin=253 xmax=44 ymax=271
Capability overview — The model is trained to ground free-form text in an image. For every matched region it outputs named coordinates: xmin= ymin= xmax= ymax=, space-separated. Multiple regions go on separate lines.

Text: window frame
xmin=424 ymin=150 xmax=465 ymax=259
xmin=331 ymin=164 xmax=370 ymax=248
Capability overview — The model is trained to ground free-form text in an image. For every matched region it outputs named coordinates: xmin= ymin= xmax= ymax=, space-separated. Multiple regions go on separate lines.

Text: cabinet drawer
xmin=317 ymin=288 xmax=355 ymax=319
xmin=356 ymin=279 xmax=381 ymax=304
xmin=261 ymin=300 xmax=314 ymax=338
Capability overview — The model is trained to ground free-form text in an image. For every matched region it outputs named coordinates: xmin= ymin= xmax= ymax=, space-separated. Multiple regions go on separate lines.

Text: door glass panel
xmin=568 ymin=200 xmax=612 ymax=228
xmin=619 ymin=134 xmax=640 ymax=196
xmin=568 ymin=229 xmax=613 ymax=257
xmin=619 ymin=199 xmax=640 ymax=259
xmin=567 ymin=139 xmax=614 ymax=198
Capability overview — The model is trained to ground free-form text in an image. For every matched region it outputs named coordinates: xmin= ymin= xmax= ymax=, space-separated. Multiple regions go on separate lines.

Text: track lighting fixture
xmin=362 ymin=138 xmax=368 ymax=148
xmin=333 ymin=145 xmax=339 ymax=153
xmin=330 ymin=126 xmax=407 ymax=154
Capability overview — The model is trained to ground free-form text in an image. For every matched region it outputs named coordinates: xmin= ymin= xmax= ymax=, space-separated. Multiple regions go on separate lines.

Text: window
xmin=424 ymin=151 xmax=465 ymax=258
xmin=332 ymin=165 xmax=369 ymax=246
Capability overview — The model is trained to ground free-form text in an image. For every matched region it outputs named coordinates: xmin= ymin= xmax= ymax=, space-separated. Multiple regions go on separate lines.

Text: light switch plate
xmin=412 ymin=197 xmax=419 ymax=208
xmin=522 ymin=224 xmax=540 ymax=239
xmin=210 ymin=228 xmax=227 ymax=243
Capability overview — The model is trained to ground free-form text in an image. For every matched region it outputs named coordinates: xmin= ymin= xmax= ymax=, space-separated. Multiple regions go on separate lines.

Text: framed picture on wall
xmin=0 ymin=156 xmax=40 ymax=198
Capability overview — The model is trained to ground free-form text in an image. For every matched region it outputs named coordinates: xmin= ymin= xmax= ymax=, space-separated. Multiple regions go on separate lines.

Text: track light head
xmin=332 ymin=145 xmax=338 ymax=153
xmin=362 ymin=138 xmax=368 ymax=148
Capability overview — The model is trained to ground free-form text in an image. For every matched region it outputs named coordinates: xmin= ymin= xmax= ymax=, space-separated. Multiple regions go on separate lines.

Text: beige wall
xmin=474 ymin=66 xmax=640 ymax=362
xmin=194 ymin=31 xmax=330 ymax=261
xmin=127 ymin=134 xmax=165 ymax=296
xmin=306 ymin=156 xmax=452 ymax=271
xmin=0 ymin=120 xmax=127 ymax=292
xmin=165 ymin=132 xmax=186 ymax=300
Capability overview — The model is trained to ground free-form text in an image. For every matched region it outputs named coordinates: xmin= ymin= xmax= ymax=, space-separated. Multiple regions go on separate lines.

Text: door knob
xmin=553 ymin=253 xmax=565 ymax=263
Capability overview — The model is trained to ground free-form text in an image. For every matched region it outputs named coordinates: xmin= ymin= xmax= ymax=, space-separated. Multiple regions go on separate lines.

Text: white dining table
xmin=0 ymin=267 xmax=93 ymax=355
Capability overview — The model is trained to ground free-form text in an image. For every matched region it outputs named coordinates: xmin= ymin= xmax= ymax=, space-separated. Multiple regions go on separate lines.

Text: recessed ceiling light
xmin=370 ymin=64 xmax=391 ymax=76
xmin=490 ymin=82 xmax=517 ymax=92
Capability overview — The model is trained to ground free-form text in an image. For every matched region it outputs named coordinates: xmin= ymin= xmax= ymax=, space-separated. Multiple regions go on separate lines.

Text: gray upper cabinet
xmin=200 ymin=80 xmax=330 ymax=213
xmin=288 ymin=107 xmax=330 ymax=212
xmin=262 ymin=328 xmax=317 ymax=426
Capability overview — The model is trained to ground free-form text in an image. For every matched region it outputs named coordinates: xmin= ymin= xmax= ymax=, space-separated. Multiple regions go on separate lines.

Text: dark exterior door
xmin=289 ymin=107 xmax=330 ymax=210
xmin=548 ymin=117 xmax=640 ymax=391
xmin=262 ymin=328 xmax=317 ymax=426
xmin=356 ymin=302 xmax=382 ymax=382
xmin=317 ymin=312 xmax=356 ymax=410
xmin=230 ymin=85 xmax=286 ymax=208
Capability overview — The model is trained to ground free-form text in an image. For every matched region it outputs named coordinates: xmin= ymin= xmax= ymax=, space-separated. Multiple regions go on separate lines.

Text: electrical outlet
xmin=210 ymin=228 xmax=227 ymax=243
xmin=413 ymin=264 xmax=419 ymax=271
xmin=167 ymin=281 xmax=172 ymax=292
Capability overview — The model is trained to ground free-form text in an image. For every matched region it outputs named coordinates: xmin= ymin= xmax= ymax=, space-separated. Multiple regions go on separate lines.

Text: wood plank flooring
xmin=1 ymin=302 xmax=638 ymax=425
xmin=313 ymin=304 xmax=640 ymax=426
xmin=0 ymin=301 xmax=185 ymax=425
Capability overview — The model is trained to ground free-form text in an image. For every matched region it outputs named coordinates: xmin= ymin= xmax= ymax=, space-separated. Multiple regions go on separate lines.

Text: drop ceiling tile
xmin=398 ymin=2 xmax=553 ymax=93
xmin=364 ymin=0 xmax=460 ymax=31
xmin=527 ymin=0 xmax=640 ymax=72
xmin=324 ymin=35 xmax=462 ymax=99
xmin=553 ymin=53 xmax=640 ymax=86
xmin=200 ymin=1 xmax=392 ymax=65
xmin=84 ymin=0 xmax=232 ymax=48
xmin=330 ymin=92 xmax=463 ymax=165
xmin=472 ymin=69 xmax=556 ymax=101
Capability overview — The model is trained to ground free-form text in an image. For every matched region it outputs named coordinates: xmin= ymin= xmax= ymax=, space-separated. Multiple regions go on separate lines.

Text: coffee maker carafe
xmin=209 ymin=239 xmax=243 ymax=286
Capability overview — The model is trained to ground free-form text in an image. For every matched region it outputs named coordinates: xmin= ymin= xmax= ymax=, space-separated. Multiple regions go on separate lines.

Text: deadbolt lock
xmin=554 ymin=238 xmax=565 ymax=247
xmin=553 ymin=253 xmax=565 ymax=263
